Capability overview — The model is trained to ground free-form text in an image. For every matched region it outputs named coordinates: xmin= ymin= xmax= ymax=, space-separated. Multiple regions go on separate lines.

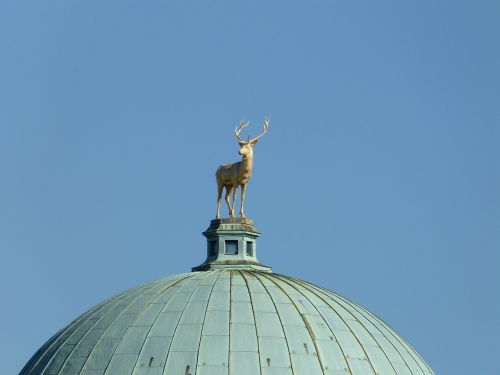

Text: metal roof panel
xmin=22 ymin=270 xmax=434 ymax=375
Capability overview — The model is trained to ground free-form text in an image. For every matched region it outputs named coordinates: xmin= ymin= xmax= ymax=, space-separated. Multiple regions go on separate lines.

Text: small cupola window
xmin=246 ymin=241 xmax=254 ymax=257
xmin=225 ymin=240 xmax=238 ymax=255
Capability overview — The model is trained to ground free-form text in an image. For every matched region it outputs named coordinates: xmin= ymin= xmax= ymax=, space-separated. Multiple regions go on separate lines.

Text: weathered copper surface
xmin=20 ymin=270 xmax=435 ymax=375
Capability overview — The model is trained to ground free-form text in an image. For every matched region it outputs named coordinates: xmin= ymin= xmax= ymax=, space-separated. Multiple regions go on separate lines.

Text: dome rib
xmin=49 ymin=274 xmax=187 ymax=375
xmin=110 ymin=273 xmax=195 ymax=374
xmin=21 ymin=271 xmax=434 ymax=375
xmin=340 ymin=294 xmax=432 ymax=375
xmin=290 ymin=276 xmax=432 ymax=375
xmin=287 ymin=274 xmax=420 ymax=374
xmin=242 ymin=271 xmax=297 ymax=374
xmin=32 ymin=302 xmax=108 ymax=374
xmin=233 ymin=270 xmax=262 ymax=373
xmin=275 ymin=274 xmax=392 ymax=375
xmin=309 ymin=280 xmax=431 ymax=375
xmin=85 ymin=275 xmax=188 ymax=374
xmin=28 ymin=283 xmax=147 ymax=375
xmin=231 ymin=270 xmax=263 ymax=374
xmin=323 ymin=289 xmax=422 ymax=374
xmin=162 ymin=271 xmax=216 ymax=374
xmin=80 ymin=288 xmax=148 ymax=373
xmin=255 ymin=271 xmax=328 ymax=374
xmin=273 ymin=273 xmax=377 ymax=374
xmin=194 ymin=270 xmax=228 ymax=373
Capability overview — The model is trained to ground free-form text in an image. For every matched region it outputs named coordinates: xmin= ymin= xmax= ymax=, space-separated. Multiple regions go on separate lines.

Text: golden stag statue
xmin=216 ymin=117 xmax=269 ymax=219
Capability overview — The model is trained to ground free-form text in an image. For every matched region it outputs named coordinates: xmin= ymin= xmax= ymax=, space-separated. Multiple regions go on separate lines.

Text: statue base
xmin=205 ymin=218 xmax=258 ymax=235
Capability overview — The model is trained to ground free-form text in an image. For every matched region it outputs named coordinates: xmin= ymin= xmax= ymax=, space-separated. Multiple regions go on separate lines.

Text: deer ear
xmin=250 ymin=139 xmax=258 ymax=146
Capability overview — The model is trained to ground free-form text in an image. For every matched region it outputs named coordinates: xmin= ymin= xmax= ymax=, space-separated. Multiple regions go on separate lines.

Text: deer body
xmin=216 ymin=118 xmax=269 ymax=219
xmin=217 ymin=157 xmax=253 ymax=186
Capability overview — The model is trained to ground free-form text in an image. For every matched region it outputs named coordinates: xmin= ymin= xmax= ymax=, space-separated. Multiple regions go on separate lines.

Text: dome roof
xmin=21 ymin=269 xmax=434 ymax=375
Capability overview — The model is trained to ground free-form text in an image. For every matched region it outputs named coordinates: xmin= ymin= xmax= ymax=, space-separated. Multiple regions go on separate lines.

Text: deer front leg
xmin=240 ymin=184 xmax=247 ymax=218
xmin=230 ymin=185 xmax=238 ymax=218
xmin=216 ymin=183 xmax=223 ymax=219
xmin=225 ymin=186 xmax=232 ymax=217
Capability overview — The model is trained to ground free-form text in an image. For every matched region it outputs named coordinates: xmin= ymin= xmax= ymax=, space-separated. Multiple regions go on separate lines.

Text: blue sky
xmin=1 ymin=1 xmax=499 ymax=374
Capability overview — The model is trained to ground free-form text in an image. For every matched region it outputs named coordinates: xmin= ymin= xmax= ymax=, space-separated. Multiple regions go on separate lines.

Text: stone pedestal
xmin=192 ymin=218 xmax=272 ymax=272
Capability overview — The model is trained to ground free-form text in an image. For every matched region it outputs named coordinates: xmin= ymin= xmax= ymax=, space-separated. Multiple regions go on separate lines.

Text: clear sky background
xmin=1 ymin=1 xmax=499 ymax=374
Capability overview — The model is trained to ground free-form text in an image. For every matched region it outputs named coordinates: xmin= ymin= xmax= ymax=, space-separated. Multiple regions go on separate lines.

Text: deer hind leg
xmin=224 ymin=186 xmax=233 ymax=217
xmin=216 ymin=181 xmax=224 ymax=219
xmin=240 ymin=184 xmax=247 ymax=219
xmin=230 ymin=185 xmax=238 ymax=218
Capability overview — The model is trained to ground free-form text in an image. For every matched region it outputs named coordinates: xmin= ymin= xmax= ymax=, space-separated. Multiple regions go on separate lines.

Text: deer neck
xmin=239 ymin=154 xmax=253 ymax=180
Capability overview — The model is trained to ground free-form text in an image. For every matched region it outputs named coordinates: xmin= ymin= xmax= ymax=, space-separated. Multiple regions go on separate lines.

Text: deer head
xmin=235 ymin=117 xmax=269 ymax=156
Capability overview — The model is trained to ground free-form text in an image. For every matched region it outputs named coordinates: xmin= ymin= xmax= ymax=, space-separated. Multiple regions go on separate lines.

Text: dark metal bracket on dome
xmin=192 ymin=218 xmax=272 ymax=272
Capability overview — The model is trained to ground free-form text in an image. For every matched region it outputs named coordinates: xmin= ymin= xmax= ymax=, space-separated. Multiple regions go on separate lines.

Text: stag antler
xmin=235 ymin=120 xmax=249 ymax=143
xmin=248 ymin=117 xmax=270 ymax=143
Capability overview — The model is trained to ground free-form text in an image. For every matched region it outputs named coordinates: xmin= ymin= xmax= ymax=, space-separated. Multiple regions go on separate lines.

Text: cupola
xmin=192 ymin=218 xmax=271 ymax=272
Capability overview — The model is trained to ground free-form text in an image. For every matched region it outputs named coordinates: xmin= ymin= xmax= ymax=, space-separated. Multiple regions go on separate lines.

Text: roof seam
xmin=274 ymin=273 xmax=382 ymax=375
xmin=242 ymin=271 xmax=296 ymax=375
xmin=34 ymin=284 xmax=140 ymax=375
xmin=270 ymin=273 xmax=430 ymax=374
xmin=128 ymin=274 xmax=197 ymax=373
xmin=228 ymin=271 xmax=232 ymax=372
xmin=256 ymin=272 xmax=326 ymax=375
xmin=287 ymin=275 xmax=421 ymax=375
xmin=78 ymin=282 xmax=161 ymax=373
xmin=281 ymin=276 xmax=402 ymax=375
xmin=81 ymin=281 xmax=163 ymax=371
xmin=236 ymin=270 xmax=263 ymax=375
xmin=23 ymin=299 xmax=108 ymax=374
xmin=330 ymin=289 xmax=431 ymax=375
xmin=159 ymin=271 xmax=215 ymax=375
xmin=194 ymin=270 xmax=226 ymax=372
xmin=98 ymin=277 xmax=190 ymax=374
xmin=270 ymin=274 xmax=354 ymax=375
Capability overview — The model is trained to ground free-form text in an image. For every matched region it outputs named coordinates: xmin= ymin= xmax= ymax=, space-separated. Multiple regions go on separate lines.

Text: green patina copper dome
xmin=22 ymin=220 xmax=434 ymax=375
